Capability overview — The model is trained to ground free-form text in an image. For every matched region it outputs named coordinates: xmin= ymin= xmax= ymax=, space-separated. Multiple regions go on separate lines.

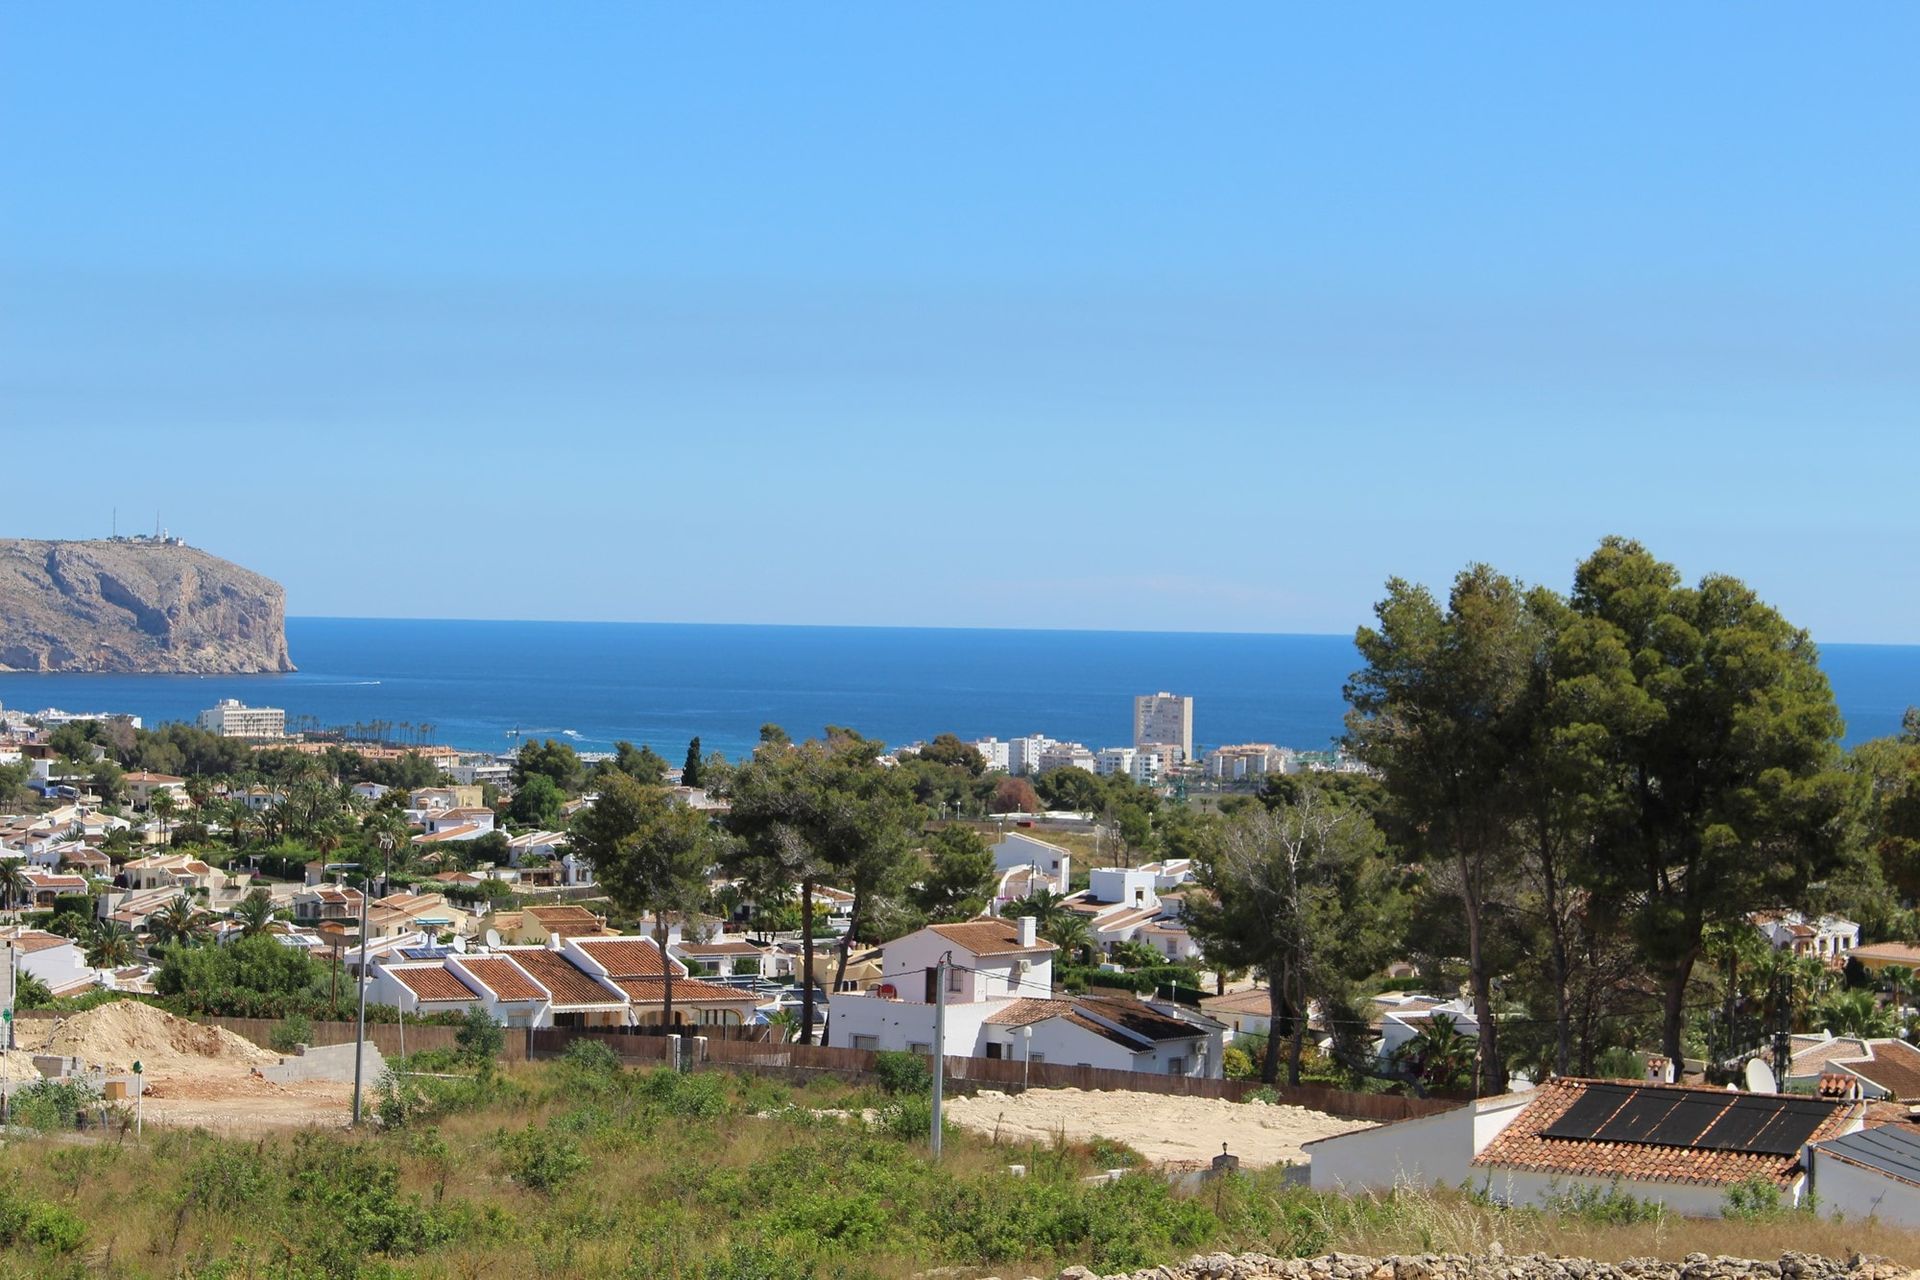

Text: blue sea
xmin=1 ymin=618 xmax=1916 ymax=760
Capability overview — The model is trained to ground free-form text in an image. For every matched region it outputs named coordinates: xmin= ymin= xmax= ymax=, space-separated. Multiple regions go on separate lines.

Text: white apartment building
xmin=1006 ymin=735 xmax=1057 ymax=777
xmin=198 ymin=699 xmax=286 ymax=739
xmin=1035 ymin=742 xmax=1096 ymax=774
xmin=1204 ymin=743 xmax=1292 ymax=781
xmin=971 ymin=738 xmax=1011 ymax=772
xmin=1095 ymin=746 xmax=1169 ymax=785
xmin=1133 ymin=692 xmax=1193 ymax=761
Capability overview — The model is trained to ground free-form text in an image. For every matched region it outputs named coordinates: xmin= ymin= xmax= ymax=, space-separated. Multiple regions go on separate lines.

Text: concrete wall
xmin=1809 ymin=1150 xmax=1920 ymax=1226
xmin=1308 ymin=1094 xmax=1531 ymax=1193
xmin=826 ymin=991 xmax=999 ymax=1056
xmin=1479 ymin=1167 xmax=1738 ymax=1217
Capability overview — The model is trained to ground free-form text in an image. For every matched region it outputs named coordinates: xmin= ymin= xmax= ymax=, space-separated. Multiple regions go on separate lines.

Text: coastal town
xmin=4 ymin=641 xmax=1920 ymax=1256
xmin=5 ymin=5 xmax=1916 ymax=1275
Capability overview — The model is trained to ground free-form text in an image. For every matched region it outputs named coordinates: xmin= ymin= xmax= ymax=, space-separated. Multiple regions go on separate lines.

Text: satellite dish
xmin=1745 ymin=1058 xmax=1778 ymax=1094
xmin=484 ymin=929 xmax=501 ymax=949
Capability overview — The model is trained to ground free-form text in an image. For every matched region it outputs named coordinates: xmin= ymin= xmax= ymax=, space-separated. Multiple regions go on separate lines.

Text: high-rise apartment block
xmin=198 ymin=698 xmax=286 ymax=739
xmin=1132 ymin=692 xmax=1193 ymax=761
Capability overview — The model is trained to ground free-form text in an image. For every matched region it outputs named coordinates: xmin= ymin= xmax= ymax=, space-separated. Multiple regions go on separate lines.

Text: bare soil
xmin=941 ymin=1086 xmax=1373 ymax=1168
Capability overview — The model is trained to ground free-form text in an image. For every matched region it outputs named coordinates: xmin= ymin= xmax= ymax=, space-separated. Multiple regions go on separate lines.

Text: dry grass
xmin=5 ymin=1061 xmax=1920 ymax=1279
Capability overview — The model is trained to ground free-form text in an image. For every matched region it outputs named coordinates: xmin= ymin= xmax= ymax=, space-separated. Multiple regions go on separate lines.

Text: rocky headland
xmin=0 ymin=538 xmax=293 ymax=673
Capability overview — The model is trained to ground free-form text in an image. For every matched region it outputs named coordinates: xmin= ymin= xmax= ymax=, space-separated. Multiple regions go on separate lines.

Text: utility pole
xmin=931 ymin=954 xmax=948 ymax=1160
xmin=350 ymin=836 xmax=389 ymax=1127
xmin=1772 ymin=969 xmax=1793 ymax=1088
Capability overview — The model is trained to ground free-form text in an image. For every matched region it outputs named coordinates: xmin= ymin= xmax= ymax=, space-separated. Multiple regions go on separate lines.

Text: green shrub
xmin=498 ymin=1125 xmax=588 ymax=1192
xmin=269 ymin=1012 xmax=313 ymax=1053
xmin=561 ymin=1038 xmax=623 ymax=1077
xmin=455 ymin=1008 xmax=506 ymax=1066
xmin=1722 ymin=1173 xmax=1789 ymax=1220
xmin=1542 ymin=1179 xmax=1666 ymax=1225
xmin=634 ymin=1066 xmax=730 ymax=1117
xmin=872 ymin=1050 xmax=931 ymax=1095
xmin=23 ymin=1203 xmax=85 ymax=1253
xmin=9 ymin=1079 xmax=101 ymax=1132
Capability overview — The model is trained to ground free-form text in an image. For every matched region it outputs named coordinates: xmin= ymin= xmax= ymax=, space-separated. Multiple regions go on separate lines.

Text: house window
xmin=1167 ymin=1057 xmax=1186 ymax=1076
xmin=947 ymin=966 xmax=963 ymax=993
xmin=908 ymin=1042 xmax=932 ymax=1056
xmin=852 ymin=1035 xmax=878 ymax=1051
xmin=985 ymin=1042 xmax=1003 ymax=1059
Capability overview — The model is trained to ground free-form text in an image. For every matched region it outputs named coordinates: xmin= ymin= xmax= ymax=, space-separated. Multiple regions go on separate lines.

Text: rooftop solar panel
xmin=1542 ymin=1083 xmax=1635 ymax=1141
xmin=1745 ymin=1106 xmax=1829 ymax=1157
xmin=1644 ymin=1094 xmax=1733 ymax=1146
xmin=1594 ymin=1092 xmax=1684 ymax=1143
xmin=1697 ymin=1094 xmax=1834 ymax=1156
xmin=1698 ymin=1096 xmax=1776 ymax=1151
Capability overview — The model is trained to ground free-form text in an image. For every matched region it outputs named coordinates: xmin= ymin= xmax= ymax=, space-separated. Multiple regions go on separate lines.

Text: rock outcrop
xmin=0 ymin=539 xmax=293 ymax=673
xmin=1037 ymin=1251 xmax=1915 ymax=1280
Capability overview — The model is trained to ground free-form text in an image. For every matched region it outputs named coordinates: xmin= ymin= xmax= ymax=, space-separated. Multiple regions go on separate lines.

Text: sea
xmin=0 ymin=618 xmax=1916 ymax=762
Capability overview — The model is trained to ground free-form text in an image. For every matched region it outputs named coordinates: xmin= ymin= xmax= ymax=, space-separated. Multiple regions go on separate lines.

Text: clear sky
xmin=3 ymin=6 xmax=1916 ymax=639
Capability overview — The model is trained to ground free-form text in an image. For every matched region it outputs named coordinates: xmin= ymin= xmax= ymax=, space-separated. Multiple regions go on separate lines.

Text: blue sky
xmin=3 ymin=6 xmax=1917 ymax=638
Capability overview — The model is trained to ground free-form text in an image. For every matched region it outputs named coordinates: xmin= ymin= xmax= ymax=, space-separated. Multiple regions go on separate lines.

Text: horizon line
xmin=282 ymin=614 xmax=1919 ymax=649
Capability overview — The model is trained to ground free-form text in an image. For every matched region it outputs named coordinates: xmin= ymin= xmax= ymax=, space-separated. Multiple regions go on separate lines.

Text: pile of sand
xmin=0 ymin=1053 xmax=43 ymax=1083
xmin=40 ymin=1003 xmax=278 ymax=1075
xmin=941 ymin=1087 xmax=1375 ymax=1168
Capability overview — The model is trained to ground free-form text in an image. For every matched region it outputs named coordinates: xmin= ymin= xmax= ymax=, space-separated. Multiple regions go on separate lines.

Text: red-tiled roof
xmin=524 ymin=905 xmax=605 ymax=932
xmin=983 ymin=998 xmax=1076 ymax=1027
xmin=572 ymin=937 xmax=682 ymax=979
xmin=1473 ymin=1078 xmax=1857 ymax=1188
xmin=614 ymin=977 xmax=760 ymax=1005
xmin=927 ymin=920 xmax=1056 ymax=956
xmin=390 ymin=965 xmax=477 ymax=1002
xmin=506 ymin=948 xmax=624 ymax=1007
xmin=1843 ymin=1041 xmax=1920 ymax=1102
xmin=457 ymin=956 xmax=547 ymax=1002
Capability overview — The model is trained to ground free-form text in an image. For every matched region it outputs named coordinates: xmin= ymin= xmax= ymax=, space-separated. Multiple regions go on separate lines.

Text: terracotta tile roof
xmin=1842 ymin=1041 xmax=1920 ymax=1102
xmin=390 ymin=965 xmax=478 ymax=1002
xmin=1473 ymin=1078 xmax=1858 ymax=1188
xmin=571 ymin=937 xmax=683 ymax=979
xmin=525 ymin=905 xmax=604 ymax=929
xmin=457 ymin=956 xmax=547 ymax=1002
xmin=613 ymin=977 xmax=760 ymax=1005
xmin=0 ymin=928 xmax=72 ymax=954
xmin=927 ymin=920 xmax=1056 ymax=956
xmin=1852 ymin=943 xmax=1920 ymax=967
xmin=505 ymin=948 xmax=624 ymax=1007
xmin=1201 ymin=988 xmax=1277 ymax=1017
xmin=983 ymin=998 xmax=1076 ymax=1027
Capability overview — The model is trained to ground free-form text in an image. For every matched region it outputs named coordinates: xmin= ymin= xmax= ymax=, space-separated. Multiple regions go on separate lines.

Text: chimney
xmin=1017 ymin=915 xmax=1037 ymax=948
xmin=1646 ymin=1054 xmax=1674 ymax=1084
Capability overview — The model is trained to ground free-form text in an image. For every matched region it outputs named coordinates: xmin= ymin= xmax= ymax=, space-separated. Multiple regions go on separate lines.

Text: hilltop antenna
xmin=112 ymin=508 xmax=117 ymax=539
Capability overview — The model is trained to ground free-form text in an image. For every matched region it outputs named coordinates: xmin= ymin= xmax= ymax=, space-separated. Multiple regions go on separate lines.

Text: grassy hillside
xmin=0 ymin=1050 xmax=1915 ymax=1279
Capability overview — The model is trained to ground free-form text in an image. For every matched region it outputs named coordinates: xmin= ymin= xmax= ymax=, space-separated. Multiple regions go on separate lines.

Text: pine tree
xmin=682 ymin=737 xmax=704 ymax=789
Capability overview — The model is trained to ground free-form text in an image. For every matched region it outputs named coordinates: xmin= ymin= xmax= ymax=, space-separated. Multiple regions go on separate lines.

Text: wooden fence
xmin=524 ymin=1028 xmax=1452 ymax=1123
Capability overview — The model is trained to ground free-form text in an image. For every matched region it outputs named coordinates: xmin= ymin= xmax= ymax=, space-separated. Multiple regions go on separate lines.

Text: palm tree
xmin=1821 ymin=987 xmax=1897 ymax=1039
xmin=0 ymin=858 xmax=30 ymax=912
xmin=233 ymin=887 xmax=277 ymax=938
xmin=84 ymin=921 xmax=136 ymax=969
xmin=1395 ymin=1011 xmax=1478 ymax=1094
xmin=1884 ymin=965 xmax=1914 ymax=1018
xmin=148 ymin=895 xmax=211 ymax=948
xmin=1041 ymin=913 xmax=1095 ymax=966
xmin=150 ymin=791 xmax=179 ymax=845
xmin=1008 ymin=887 xmax=1068 ymax=935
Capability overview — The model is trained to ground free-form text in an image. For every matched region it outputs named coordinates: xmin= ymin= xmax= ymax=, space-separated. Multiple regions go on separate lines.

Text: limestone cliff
xmin=0 ymin=539 xmax=294 ymax=673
